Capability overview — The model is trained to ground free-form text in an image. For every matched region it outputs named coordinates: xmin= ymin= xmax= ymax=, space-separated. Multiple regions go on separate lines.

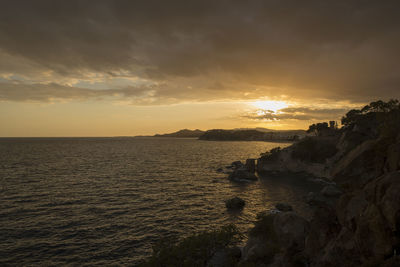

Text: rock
xmin=245 ymin=158 xmax=256 ymax=173
xmin=305 ymin=206 xmax=340 ymax=261
xmin=306 ymin=172 xmax=400 ymax=266
xmin=231 ymin=161 xmax=244 ymax=169
xmin=243 ymin=211 xmax=309 ymax=266
xmin=228 ymin=168 xmax=257 ymax=182
xmin=225 ymin=197 xmax=245 ymax=210
xmin=332 ymin=139 xmax=385 ymax=191
xmin=208 ymin=249 xmax=228 ymax=267
xmin=381 ymin=256 xmax=400 ymax=267
xmin=364 ymin=171 xmax=400 ymax=231
xmin=384 ymin=142 xmax=400 ymax=172
xmin=207 ymin=247 xmax=241 ymax=267
xmin=228 ymin=246 xmax=242 ymax=259
xmin=273 ymin=211 xmax=309 ymax=252
xmin=306 ymin=192 xmax=330 ymax=207
xmin=336 ymin=190 xmax=368 ymax=228
xmin=245 ymin=243 xmax=274 ymax=263
xmin=275 ymin=203 xmax=293 ymax=212
xmin=257 ymin=141 xmax=332 ymax=178
xmin=242 ymin=237 xmax=277 ymax=264
xmin=321 ymin=185 xmax=342 ymax=197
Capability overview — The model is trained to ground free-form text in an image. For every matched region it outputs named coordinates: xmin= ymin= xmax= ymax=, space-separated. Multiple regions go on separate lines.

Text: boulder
xmin=225 ymin=197 xmax=245 ymax=210
xmin=321 ymin=185 xmax=343 ymax=197
xmin=228 ymin=168 xmax=257 ymax=182
xmin=245 ymin=158 xmax=256 ymax=173
xmin=231 ymin=161 xmax=244 ymax=169
xmin=275 ymin=203 xmax=293 ymax=212
xmin=273 ymin=211 xmax=309 ymax=252
xmin=305 ymin=206 xmax=340 ymax=260
xmin=306 ymin=192 xmax=330 ymax=207
xmin=242 ymin=236 xmax=278 ymax=264
xmin=207 ymin=246 xmax=241 ymax=267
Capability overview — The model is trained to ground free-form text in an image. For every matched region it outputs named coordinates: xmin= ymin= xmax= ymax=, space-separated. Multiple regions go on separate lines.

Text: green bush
xmin=139 ymin=224 xmax=243 ymax=267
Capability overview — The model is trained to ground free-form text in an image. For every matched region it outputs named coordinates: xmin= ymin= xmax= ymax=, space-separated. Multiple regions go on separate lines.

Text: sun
xmin=250 ymin=100 xmax=289 ymax=112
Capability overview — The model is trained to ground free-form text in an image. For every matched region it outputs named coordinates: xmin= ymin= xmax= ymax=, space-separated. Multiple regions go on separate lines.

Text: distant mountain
xmin=233 ymin=127 xmax=306 ymax=133
xmin=154 ymin=129 xmax=205 ymax=138
xmin=198 ymin=129 xmax=306 ymax=141
xmin=233 ymin=127 xmax=274 ymax=132
xmin=139 ymin=127 xmax=306 ymax=140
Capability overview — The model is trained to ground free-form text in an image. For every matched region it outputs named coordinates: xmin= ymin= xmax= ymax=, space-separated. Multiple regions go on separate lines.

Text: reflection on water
xmin=0 ymin=137 xmax=320 ymax=265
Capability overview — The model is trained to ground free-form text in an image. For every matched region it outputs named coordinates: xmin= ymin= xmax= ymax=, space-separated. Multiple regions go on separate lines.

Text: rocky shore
xmin=238 ymin=100 xmax=400 ymax=266
xmin=140 ymin=100 xmax=400 ymax=267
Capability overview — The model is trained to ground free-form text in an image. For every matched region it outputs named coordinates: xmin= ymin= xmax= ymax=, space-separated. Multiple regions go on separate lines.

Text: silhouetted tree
xmin=307 ymin=122 xmax=329 ymax=136
xmin=341 ymin=99 xmax=400 ymax=127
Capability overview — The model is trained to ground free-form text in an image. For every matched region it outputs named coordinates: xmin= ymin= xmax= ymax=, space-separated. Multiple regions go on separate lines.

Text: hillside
xmin=199 ymin=129 xmax=305 ymax=141
xmin=154 ymin=129 xmax=205 ymax=138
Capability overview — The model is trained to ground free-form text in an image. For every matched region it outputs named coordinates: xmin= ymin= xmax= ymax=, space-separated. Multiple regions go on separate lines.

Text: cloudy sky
xmin=1 ymin=0 xmax=399 ymax=136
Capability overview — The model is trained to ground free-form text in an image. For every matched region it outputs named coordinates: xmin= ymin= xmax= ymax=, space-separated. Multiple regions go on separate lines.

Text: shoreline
xmin=141 ymin=101 xmax=400 ymax=266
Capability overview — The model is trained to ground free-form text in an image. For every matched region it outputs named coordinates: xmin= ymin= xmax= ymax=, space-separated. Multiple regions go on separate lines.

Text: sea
xmin=0 ymin=137 xmax=322 ymax=266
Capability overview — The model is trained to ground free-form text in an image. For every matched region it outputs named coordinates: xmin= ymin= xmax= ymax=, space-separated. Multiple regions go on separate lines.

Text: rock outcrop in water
xmin=225 ymin=197 xmax=246 ymax=210
xmin=227 ymin=160 xmax=258 ymax=182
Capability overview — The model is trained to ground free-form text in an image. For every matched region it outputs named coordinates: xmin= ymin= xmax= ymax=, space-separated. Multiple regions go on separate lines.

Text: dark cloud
xmin=0 ymin=0 xmax=400 ymax=103
xmin=0 ymin=82 xmax=146 ymax=102
xmin=0 ymin=81 xmax=254 ymax=104
xmin=244 ymin=107 xmax=348 ymax=121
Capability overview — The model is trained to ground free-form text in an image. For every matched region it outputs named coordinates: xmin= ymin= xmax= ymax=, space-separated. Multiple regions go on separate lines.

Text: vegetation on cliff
xmin=139 ymin=224 xmax=242 ymax=267
xmin=290 ymin=137 xmax=338 ymax=163
xmin=251 ymin=99 xmax=400 ymax=266
xmin=199 ymin=129 xmax=303 ymax=141
xmin=154 ymin=129 xmax=205 ymax=138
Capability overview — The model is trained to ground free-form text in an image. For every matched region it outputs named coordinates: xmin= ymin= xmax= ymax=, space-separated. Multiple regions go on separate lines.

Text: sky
xmin=1 ymin=0 xmax=400 ymax=137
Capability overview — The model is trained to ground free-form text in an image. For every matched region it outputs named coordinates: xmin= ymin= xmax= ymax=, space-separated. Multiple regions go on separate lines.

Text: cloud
xmin=244 ymin=107 xmax=348 ymax=121
xmin=0 ymin=0 xmax=400 ymax=103
xmin=0 ymin=80 xmax=261 ymax=104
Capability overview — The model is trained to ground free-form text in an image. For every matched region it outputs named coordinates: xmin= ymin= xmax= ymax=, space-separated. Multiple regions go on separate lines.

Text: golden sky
xmin=1 ymin=1 xmax=399 ymax=136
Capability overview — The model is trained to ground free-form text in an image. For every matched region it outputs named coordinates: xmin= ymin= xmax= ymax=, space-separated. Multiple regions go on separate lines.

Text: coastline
xmin=140 ymin=101 xmax=400 ymax=267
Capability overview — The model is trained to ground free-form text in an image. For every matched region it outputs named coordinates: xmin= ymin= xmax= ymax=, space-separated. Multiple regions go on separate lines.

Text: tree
xmin=341 ymin=109 xmax=361 ymax=126
xmin=307 ymin=122 xmax=329 ymax=136
xmin=341 ymin=99 xmax=400 ymax=127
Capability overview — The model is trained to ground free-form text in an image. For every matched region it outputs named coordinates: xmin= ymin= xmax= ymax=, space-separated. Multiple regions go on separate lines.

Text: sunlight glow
xmin=250 ymin=100 xmax=289 ymax=112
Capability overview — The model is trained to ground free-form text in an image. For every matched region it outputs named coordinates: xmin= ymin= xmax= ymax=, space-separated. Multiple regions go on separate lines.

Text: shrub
xmin=139 ymin=224 xmax=243 ymax=267
xmin=291 ymin=137 xmax=337 ymax=163
xmin=259 ymin=147 xmax=281 ymax=161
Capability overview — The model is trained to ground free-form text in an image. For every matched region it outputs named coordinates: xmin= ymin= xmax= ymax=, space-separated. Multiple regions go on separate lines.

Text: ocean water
xmin=0 ymin=137 xmax=321 ymax=266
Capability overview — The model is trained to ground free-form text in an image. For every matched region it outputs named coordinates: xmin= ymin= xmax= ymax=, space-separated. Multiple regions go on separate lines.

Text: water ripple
xmin=0 ymin=137 xmax=320 ymax=265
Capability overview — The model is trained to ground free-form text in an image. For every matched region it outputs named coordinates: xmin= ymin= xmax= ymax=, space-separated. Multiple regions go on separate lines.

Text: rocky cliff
xmin=256 ymin=135 xmax=339 ymax=178
xmin=198 ymin=129 xmax=304 ymax=141
xmin=140 ymin=100 xmax=400 ymax=267
xmin=241 ymin=100 xmax=400 ymax=266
